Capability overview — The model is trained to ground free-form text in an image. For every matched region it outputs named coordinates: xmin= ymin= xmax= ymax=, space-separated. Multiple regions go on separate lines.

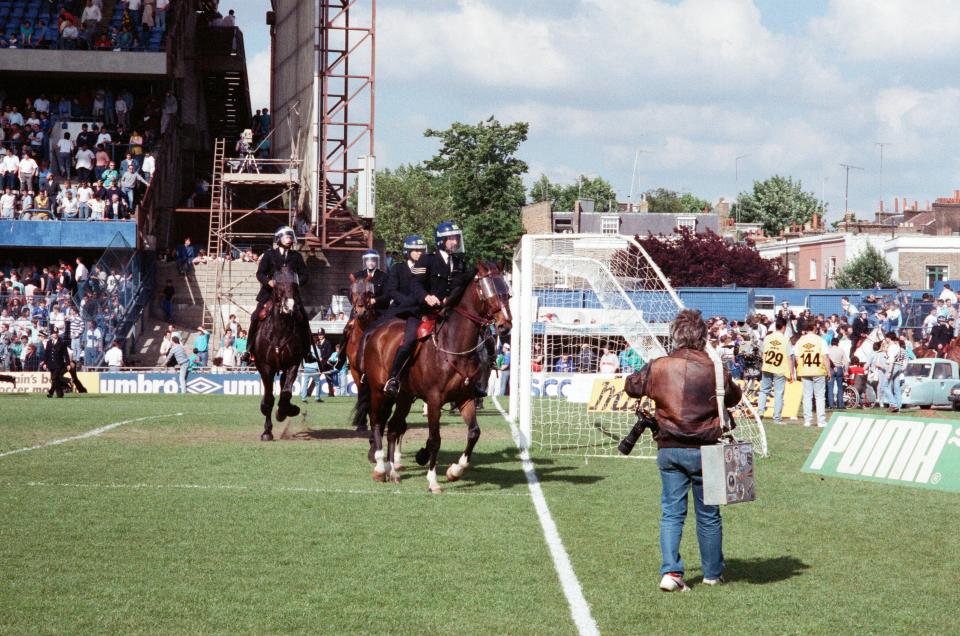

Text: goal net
xmin=509 ymin=233 xmax=768 ymax=459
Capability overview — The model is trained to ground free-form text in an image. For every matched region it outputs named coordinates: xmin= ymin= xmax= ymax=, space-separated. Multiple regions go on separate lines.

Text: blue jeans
xmin=826 ymin=367 xmax=845 ymax=408
xmin=178 ymin=364 xmax=189 ymax=393
xmin=499 ymin=369 xmax=510 ymax=396
xmin=883 ymin=368 xmax=904 ymax=409
xmin=300 ymin=363 xmax=323 ymax=400
xmin=756 ymin=371 xmax=786 ymax=424
xmin=801 ymin=376 xmax=827 ymax=427
xmin=197 ymin=350 xmax=208 ymax=368
xmin=657 ymin=447 xmax=723 ymax=579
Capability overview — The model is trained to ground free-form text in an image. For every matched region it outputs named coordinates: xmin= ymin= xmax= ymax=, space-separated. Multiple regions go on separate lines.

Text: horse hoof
xmin=428 ymin=485 xmax=443 ymax=495
xmin=286 ymin=404 xmax=300 ymax=418
xmin=414 ymin=447 xmax=430 ymax=466
xmin=395 ymin=463 xmax=406 ymax=472
xmin=445 ymin=465 xmax=462 ymax=482
xmin=260 ymin=433 xmax=274 ymax=442
xmin=389 ymin=472 xmax=401 ymax=485
xmin=372 ymin=470 xmax=387 ymax=483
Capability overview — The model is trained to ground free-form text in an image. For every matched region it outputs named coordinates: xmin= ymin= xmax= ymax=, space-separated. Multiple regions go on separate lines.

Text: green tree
xmin=424 ymin=117 xmax=529 ymax=262
xmin=372 ymin=164 xmax=453 ymax=252
xmin=528 ymin=174 xmax=618 ymax=212
xmin=832 ymin=244 xmax=896 ymax=289
xmin=643 ymin=188 xmax=684 ymax=213
xmin=734 ymin=175 xmax=822 ymax=236
xmin=679 ymin=192 xmax=712 ymax=214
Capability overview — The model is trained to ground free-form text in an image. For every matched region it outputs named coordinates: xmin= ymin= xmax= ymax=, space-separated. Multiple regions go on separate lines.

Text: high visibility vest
xmin=795 ymin=334 xmax=829 ymax=377
xmin=761 ymin=332 xmax=792 ymax=376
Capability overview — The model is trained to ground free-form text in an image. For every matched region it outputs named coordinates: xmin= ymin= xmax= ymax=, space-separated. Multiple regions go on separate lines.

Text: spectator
xmin=194 ymin=326 xmax=209 ymax=367
xmin=156 ymin=0 xmax=169 ymax=30
xmin=105 ymin=192 xmax=129 ymax=220
xmin=18 ymin=151 xmax=38 ymax=193
xmin=0 ymin=187 xmax=15 ymax=219
xmin=598 ymin=347 xmax=619 ymax=374
xmin=176 ymin=237 xmax=195 ymax=274
xmin=56 ymin=132 xmax=75 ymax=178
xmin=497 ymin=343 xmax=511 ymax=396
xmin=103 ymin=339 xmax=123 ymax=371
xmin=82 ymin=319 xmax=103 ymax=367
xmin=59 ymin=190 xmax=80 ymax=219
xmin=141 ymin=150 xmax=155 ymax=182
xmin=826 ymin=336 xmax=849 ymax=409
xmin=2 ymin=148 xmax=19 ymax=190
xmin=118 ymin=163 xmax=148 ymax=209
xmin=164 ymin=335 xmax=190 ymax=393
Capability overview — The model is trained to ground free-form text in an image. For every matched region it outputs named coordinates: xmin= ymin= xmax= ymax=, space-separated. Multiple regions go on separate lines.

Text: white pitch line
xmin=0 ymin=413 xmax=185 ymax=459
xmin=3 ymin=481 xmax=531 ymax=498
xmin=492 ymin=396 xmax=600 ymax=636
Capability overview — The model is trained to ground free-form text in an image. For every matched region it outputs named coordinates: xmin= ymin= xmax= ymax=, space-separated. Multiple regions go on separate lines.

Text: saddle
xmin=417 ymin=315 xmax=437 ymax=340
xmin=257 ymin=299 xmax=274 ymax=320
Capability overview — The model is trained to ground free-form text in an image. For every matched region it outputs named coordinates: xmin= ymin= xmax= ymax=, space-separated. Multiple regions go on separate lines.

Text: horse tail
xmin=351 ymin=375 xmax=370 ymax=432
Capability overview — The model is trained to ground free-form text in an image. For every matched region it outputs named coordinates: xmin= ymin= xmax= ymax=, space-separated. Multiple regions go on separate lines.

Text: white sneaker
xmin=702 ymin=576 xmax=724 ymax=586
xmin=659 ymin=573 xmax=691 ymax=592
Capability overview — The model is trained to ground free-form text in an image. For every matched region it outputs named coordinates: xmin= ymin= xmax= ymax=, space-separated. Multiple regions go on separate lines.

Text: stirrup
xmin=384 ymin=377 xmax=400 ymax=396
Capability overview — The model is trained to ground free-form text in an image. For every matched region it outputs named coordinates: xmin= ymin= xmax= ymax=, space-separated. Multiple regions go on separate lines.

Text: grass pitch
xmin=0 ymin=394 xmax=957 ymax=635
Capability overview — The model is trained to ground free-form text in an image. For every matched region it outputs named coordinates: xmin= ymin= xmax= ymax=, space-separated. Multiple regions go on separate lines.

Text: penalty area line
xmin=491 ymin=396 xmax=600 ymax=636
xmin=0 ymin=412 xmax=185 ymax=459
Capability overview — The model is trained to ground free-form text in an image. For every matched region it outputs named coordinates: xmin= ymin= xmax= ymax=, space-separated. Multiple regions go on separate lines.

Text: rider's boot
xmin=384 ymin=349 xmax=409 ymax=397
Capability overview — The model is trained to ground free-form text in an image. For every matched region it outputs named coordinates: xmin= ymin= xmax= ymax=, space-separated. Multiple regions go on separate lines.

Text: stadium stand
xmin=0 ymin=0 xmax=168 ymax=52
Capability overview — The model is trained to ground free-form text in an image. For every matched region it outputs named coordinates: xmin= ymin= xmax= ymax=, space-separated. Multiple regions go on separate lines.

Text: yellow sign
xmin=735 ymin=378 xmax=802 ymax=419
xmin=588 ymin=377 xmax=640 ymax=412
xmin=0 ymin=372 xmax=99 ymax=394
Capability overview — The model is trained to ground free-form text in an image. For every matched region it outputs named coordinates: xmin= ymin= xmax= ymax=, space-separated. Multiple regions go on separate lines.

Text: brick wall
xmin=522 ymin=201 xmax=552 ymax=234
xmin=898 ymin=251 xmax=960 ymax=289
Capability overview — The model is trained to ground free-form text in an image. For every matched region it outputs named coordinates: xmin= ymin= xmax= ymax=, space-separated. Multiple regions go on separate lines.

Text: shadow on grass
xmin=716 ymin=555 xmax=810 ymax=585
xmin=292 ymin=428 xmax=369 ymax=441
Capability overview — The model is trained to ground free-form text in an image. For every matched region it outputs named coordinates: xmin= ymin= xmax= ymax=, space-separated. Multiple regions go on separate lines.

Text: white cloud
xmin=247 ymin=49 xmax=271 ymax=111
xmin=811 ymin=0 xmax=960 ymax=61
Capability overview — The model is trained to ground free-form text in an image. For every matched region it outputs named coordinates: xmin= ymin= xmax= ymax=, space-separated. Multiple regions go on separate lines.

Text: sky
xmin=233 ymin=0 xmax=960 ymax=221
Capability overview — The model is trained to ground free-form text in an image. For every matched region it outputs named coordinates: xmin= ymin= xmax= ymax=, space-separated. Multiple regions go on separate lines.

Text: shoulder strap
xmin=704 ymin=343 xmax=731 ymax=433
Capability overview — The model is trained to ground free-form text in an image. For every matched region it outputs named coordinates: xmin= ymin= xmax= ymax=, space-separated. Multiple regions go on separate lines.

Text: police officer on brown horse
xmin=424 ymin=220 xmax=467 ymax=306
xmin=383 ymin=235 xmax=438 ymax=396
xmin=355 ymin=249 xmax=389 ymax=311
xmin=246 ymin=226 xmax=312 ymax=360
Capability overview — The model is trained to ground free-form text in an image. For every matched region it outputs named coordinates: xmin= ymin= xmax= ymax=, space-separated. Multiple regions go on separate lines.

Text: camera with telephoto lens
xmin=618 ymin=409 xmax=659 ymax=455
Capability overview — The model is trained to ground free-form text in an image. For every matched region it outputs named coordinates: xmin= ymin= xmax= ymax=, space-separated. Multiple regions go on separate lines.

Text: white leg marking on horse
xmin=458 ymin=453 xmax=470 ymax=468
xmin=491 ymin=396 xmax=599 ymax=636
xmin=426 ymin=468 xmax=441 ymax=493
xmin=373 ymin=450 xmax=386 ymax=475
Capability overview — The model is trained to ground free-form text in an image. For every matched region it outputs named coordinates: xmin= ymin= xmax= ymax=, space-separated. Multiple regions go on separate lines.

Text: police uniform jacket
xmin=43 ymin=337 xmax=70 ymax=371
xmin=352 ymin=268 xmax=389 ymax=311
xmin=256 ymin=248 xmax=309 ymax=303
xmin=384 ymin=260 xmax=427 ymax=319
xmin=423 ymin=251 xmax=470 ymax=304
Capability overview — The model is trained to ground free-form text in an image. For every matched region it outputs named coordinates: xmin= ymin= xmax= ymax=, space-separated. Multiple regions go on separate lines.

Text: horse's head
xmin=348 ymin=272 xmax=375 ymax=318
xmin=273 ymin=265 xmax=300 ymax=315
xmin=473 ymin=260 xmax=512 ymax=339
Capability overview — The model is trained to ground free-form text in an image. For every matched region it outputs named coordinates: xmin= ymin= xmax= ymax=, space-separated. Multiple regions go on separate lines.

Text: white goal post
xmin=508 ymin=233 xmax=768 ymax=459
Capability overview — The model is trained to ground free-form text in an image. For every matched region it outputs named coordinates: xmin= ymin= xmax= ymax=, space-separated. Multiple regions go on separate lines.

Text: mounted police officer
xmin=354 ymin=248 xmax=389 ymax=312
xmin=424 ymin=220 xmax=467 ymax=305
xmin=383 ymin=235 xmax=439 ymax=396
xmin=246 ymin=226 xmax=312 ymax=359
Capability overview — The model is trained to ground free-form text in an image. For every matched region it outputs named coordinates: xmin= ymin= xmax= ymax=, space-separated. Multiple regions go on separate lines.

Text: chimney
xmin=954 ymin=189 xmax=960 ymax=202
xmin=902 ymin=196 xmax=908 ymax=211
xmin=925 ymin=200 xmax=929 ymax=209
xmin=913 ymin=200 xmax=918 ymax=211
xmin=879 ymin=200 xmax=884 ymax=212
xmin=894 ymin=197 xmax=899 ymax=213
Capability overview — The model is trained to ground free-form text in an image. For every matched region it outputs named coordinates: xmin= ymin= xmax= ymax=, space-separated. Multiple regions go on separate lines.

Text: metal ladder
xmin=206 ymin=138 xmax=226 ymax=257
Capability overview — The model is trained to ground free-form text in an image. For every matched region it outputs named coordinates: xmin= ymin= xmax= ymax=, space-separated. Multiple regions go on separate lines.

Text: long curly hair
xmin=670 ymin=309 xmax=707 ymax=351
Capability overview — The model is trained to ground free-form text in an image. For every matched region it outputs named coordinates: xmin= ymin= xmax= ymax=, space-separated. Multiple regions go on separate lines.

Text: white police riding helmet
xmin=361 ymin=249 xmax=380 ymax=269
xmin=274 ymin=226 xmax=297 ymax=245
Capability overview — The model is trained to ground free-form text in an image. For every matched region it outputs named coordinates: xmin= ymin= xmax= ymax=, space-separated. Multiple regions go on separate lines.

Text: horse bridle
xmin=435 ymin=270 xmax=510 ymax=357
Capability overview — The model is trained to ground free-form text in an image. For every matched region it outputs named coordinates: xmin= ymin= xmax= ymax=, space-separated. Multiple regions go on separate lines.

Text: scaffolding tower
xmin=204 ymin=141 xmax=302 ymax=341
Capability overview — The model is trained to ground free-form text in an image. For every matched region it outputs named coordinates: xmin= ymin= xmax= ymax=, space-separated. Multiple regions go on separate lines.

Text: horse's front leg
xmin=259 ymin=367 xmax=275 ymax=441
xmin=276 ymin=365 xmax=301 ymax=421
xmin=387 ymin=394 xmax=413 ymax=474
xmin=424 ymin=398 xmax=443 ymax=494
xmin=447 ymin=399 xmax=479 ymax=483
xmin=370 ymin=389 xmax=391 ymax=482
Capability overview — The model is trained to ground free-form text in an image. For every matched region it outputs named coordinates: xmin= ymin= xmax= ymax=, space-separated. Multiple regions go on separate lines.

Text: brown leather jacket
xmin=624 ymin=348 xmax=742 ymax=449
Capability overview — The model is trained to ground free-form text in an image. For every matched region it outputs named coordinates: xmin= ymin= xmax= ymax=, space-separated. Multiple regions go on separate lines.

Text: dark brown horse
xmin=253 ymin=266 xmax=307 ymax=441
xmin=359 ymin=262 xmax=511 ymax=493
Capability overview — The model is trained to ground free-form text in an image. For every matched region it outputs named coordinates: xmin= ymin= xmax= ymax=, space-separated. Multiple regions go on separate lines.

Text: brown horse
xmin=345 ymin=273 xmax=407 ymax=468
xmin=253 ymin=266 xmax=307 ymax=441
xmin=359 ymin=261 xmax=511 ymax=493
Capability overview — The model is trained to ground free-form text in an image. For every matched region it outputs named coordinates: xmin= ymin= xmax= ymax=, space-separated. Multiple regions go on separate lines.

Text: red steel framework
xmin=316 ymin=0 xmax=375 ymax=250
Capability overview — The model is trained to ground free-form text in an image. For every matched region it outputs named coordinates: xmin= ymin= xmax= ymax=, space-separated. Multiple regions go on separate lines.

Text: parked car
xmin=901 ymin=358 xmax=960 ymax=409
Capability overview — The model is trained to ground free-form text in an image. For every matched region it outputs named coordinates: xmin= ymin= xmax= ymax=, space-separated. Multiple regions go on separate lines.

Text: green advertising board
xmin=802 ymin=413 xmax=960 ymax=492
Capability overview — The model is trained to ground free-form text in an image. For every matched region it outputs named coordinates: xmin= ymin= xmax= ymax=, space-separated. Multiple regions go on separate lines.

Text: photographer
xmin=624 ymin=309 xmax=741 ymax=592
